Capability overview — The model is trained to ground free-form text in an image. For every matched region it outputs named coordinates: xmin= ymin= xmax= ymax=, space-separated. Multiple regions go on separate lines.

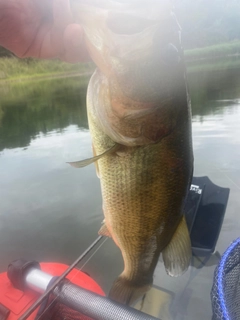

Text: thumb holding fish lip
xmin=61 ymin=23 xmax=90 ymax=62
xmin=53 ymin=0 xmax=72 ymax=28
xmin=52 ymin=0 xmax=90 ymax=62
xmin=37 ymin=0 xmax=90 ymax=62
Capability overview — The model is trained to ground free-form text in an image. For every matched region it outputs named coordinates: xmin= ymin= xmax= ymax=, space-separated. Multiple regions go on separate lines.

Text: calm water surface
xmin=1 ymin=60 xmax=240 ymax=319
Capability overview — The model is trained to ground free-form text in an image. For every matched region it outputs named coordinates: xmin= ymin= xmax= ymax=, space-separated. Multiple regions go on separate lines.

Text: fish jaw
xmin=74 ymin=0 xmax=186 ymax=146
xmin=72 ymin=1 xmax=177 ymax=78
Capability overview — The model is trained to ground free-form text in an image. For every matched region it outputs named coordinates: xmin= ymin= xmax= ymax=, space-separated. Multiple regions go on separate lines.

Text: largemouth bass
xmin=70 ymin=0 xmax=193 ymax=305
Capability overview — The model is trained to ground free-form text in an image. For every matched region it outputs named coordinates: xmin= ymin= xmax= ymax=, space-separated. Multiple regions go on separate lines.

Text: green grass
xmin=185 ymin=41 xmax=240 ymax=61
xmin=186 ymin=56 xmax=240 ymax=73
xmin=0 ymin=56 xmax=94 ymax=82
xmin=1 ymin=41 xmax=240 ymax=82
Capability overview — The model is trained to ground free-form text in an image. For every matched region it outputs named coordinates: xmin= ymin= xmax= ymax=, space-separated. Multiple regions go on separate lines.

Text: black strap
xmin=34 ymin=276 xmax=59 ymax=320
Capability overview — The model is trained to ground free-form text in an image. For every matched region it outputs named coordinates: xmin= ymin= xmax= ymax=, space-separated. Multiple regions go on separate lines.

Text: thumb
xmin=53 ymin=0 xmax=72 ymax=28
xmin=61 ymin=24 xmax=90 ymax=63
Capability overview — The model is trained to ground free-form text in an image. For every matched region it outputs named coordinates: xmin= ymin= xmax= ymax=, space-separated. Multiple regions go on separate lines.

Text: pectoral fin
xmin=67 ymin=144 xmax=120 ymax=168
xmin=92 ymin=143 xmax=100 ymax=178
xmin=162 ymin=216 xmax=191 ymax=277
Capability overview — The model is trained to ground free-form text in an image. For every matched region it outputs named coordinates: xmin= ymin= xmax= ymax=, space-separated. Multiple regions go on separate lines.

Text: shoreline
xmin=185 ymin=52 xmax=240 ymax=63
xmin=0 ymin=70 xmax=93 ymax=85
xmin=184 ymin=41 xmax=240 ymax=62
xmin=1 ymin=45 xmax=240 ymax=83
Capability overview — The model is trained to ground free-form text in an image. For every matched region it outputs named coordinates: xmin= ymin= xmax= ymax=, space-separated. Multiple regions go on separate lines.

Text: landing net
xmin=211 ymin=238 xmax=240 ymax=320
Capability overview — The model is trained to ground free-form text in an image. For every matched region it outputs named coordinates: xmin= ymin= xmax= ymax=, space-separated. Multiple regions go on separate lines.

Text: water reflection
xmin=1 ymin=62 xmax=240 ymax=153
xmin=0 ymin=76 xmax=89 ymax=152
xmin=188 ymin=59 xmax=240 ymax=118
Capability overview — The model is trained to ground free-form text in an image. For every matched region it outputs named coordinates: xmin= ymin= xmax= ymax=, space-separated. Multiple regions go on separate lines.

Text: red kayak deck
xmin=0 ymin=262 xmax=105 ymax=320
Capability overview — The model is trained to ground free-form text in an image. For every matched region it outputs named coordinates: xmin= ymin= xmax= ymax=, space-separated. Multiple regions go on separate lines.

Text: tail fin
xmin=109 ymin=276 xmax=151 ymax=305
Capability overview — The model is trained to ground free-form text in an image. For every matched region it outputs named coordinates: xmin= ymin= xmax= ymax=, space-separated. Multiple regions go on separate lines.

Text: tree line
xmin=173 ymin=0 xmax=240 ymax=49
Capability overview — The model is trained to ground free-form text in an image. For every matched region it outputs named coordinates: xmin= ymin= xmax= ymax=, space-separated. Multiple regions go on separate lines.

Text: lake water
xmin=1 ymin=59 xmax=240 ymax=319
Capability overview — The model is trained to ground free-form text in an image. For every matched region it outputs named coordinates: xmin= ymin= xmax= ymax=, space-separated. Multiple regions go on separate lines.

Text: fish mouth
xmin=106 ymin=0 xmax=173 ymax=35
xmin=72 ymin=0 xmax=184 ymax=109
xmin=106 ymin=12 xmax=155 ymax=35
xmin=72 ymin=0 xmax=173 ymax=35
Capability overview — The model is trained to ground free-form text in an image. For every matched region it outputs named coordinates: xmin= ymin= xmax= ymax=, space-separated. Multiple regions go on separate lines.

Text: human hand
xmin=0 ymin=0 xmax=89 ymax=62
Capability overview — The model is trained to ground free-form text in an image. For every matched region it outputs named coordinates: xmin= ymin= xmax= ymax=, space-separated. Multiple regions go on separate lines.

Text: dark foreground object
xmin=185 ymin=176 xmax=230 ymax=255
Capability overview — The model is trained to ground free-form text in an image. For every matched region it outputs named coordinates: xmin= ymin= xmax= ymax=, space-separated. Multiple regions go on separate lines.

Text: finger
xmin=53 ymin=0 xmax=72 ymax=29
xmin=61 ymin=24 xmax=90 ymax=62
xmin=50 ymin=0 xmax=73 ymax=56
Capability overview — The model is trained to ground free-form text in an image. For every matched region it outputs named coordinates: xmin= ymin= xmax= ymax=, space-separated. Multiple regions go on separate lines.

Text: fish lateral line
xmin=67 ymin=143 xmax=121 ymax=168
